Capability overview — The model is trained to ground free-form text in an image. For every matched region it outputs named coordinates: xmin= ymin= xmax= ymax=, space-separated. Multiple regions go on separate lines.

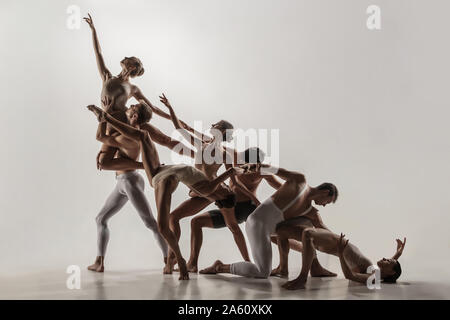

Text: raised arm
xmin=84 ymin=14 xmax=111 ymax=82
xmin=133 ymin=88 xmax=205 ymax=138
xmin=158 ymin=94 xmax=204 ymax=148
xmin=391 ymin=238 xmax=406 ymax=260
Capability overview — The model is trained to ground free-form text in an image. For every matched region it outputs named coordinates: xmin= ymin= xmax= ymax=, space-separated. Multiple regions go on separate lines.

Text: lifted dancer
xmin=87 ymin=104 xmax=247 ymax=280
xmin=200 ymin=165 xmax=338 ymax=279
xmin=87 ymin=103 xmax=168 ymax=272
xmin=83 ymin=14 xmax=198 ymax=171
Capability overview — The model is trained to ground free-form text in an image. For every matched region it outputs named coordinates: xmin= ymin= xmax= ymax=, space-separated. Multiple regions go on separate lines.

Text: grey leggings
xmin=230 ymin=197 xmax=284 ymax=278
xmin=95 ymin=171 xmax=168 ymax=257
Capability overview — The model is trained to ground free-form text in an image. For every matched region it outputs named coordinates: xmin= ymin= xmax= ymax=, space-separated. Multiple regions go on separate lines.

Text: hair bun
xmin=138 ymin=67 xmax=145 ymax=77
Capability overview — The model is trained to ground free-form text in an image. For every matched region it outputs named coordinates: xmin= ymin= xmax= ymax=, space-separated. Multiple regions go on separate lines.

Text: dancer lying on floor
xmin=278 ymin=223 xmax=406 ymax=289
xmin=200 ymin=165 xmax=338 ymax=279
xmin=87 ymin=104 xmax=247 ymax=280
xmin=159 ymin=94 xmax=260 ymax=272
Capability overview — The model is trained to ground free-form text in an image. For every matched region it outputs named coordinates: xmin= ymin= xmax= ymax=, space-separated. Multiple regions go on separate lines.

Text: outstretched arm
xmin=84 ymin=14 xmax=111 ymax=81
xmin=159 ymin=94 xmax=204 ymax=148
xmin=87 ymin=104 xmax=145 ymax=143
xmin=221 ymin=208 xmax=250 ymax=261
xmin=258 ymin=164 xmax=306 ymax=184
xmin=133 ymin=88 xmax=205 ymax=138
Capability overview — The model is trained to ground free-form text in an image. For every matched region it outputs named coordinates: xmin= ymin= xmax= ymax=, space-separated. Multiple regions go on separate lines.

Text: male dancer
xmin=200 ymin=165 xmax=338 ymax=279
xmin=159 ymin=95 xmax=258 ymax=271
xmin=87 ymin=104 xmax=248 ymax=280
xmin=185 ymin=148 xmax=280 ymax=272
xmin=87 ymin=103 xmax=168 ymax=272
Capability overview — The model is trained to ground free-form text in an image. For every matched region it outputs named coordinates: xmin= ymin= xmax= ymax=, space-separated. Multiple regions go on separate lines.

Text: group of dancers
xmin=84 ymin=14 xmax=406 ymax=290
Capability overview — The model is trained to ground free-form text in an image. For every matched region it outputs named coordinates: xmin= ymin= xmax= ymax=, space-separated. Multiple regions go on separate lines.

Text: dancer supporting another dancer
xmin=159 ymin=95 xmax=259 ymax=272
xmin=83 ymin=14 xmax=198 ymax=171
xmin=87 ymin=103 xmax=168 ymax=272
xmin=277 ymin=222 xmax=406 ymax=289
xmin=269 ymin=191 xmax=340 ymax=278
xmin=200 ymin=165 xmax=338 ymax=279
xmin=86 ymin=104 xmax=247 ymax=280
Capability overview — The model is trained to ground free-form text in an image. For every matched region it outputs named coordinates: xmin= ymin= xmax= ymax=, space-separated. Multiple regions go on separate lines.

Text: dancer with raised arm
xmin=200 ymin=165 xmax=338 ymax=279
xmin=87 ymin=103 xmax=168 ymax=272
xmin=83 ymin=14 xmax=198 ymax=171
xmin=159 ymin=95 xmax=259 ymax=272
xmin=280 ymin=226 xmax=406 ymax=289
xmin=86 ymin=104 xmax=246 ymax=280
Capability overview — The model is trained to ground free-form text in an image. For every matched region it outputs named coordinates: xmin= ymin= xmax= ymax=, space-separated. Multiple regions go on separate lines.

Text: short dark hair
xmin=129 ymin=56 xmax=145 ymax=77
xmin=137 ymin=103 xmax=152 ymax=124
xmin=243 ymin=147 xmax=265 ymax=164
xmin=317 ymin=182 xmax=338 ymax=202
xmin=383 ymin=261 xmax=402 ymax=283
xmin=214 ymin=120 xmax=234 ymax=141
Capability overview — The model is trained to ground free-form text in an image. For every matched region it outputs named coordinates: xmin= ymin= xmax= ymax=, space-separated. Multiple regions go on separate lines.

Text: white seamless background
xmin=0 ymin=0 xmax=449 ymax=282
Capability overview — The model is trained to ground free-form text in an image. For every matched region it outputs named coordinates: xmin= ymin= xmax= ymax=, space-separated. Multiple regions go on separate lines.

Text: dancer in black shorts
xmin=186 ymin=148 xmax=283 ymax=272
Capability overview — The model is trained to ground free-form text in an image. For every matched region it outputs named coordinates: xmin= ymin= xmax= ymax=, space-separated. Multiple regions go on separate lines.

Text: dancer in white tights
xmin=200 ymin=164 xmax=338 ymax=278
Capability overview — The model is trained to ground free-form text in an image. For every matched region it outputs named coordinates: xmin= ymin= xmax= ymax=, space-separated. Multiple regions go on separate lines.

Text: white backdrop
xmin=1 ymin=0 xmax=449 ymax=282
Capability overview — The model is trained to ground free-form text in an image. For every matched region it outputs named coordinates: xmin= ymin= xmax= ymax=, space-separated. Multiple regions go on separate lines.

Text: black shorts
xmin=209 ymin=200 xmax=257 ymax=229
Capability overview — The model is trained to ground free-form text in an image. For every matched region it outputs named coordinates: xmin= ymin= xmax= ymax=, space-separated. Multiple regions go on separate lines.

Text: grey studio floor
xmin=1 ymin=268 xmax=449 ymax=300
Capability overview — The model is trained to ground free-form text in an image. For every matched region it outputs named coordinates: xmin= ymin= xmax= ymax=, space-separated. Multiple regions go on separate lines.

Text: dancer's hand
xmin=239 ymin=163 xmax=260 ymax=174
xmin=337 ymin=233 xmax=349 ymax=256
xmin=101 ymin=96 xmax=115 ymax=113
xmin=159 ymin=93 xmax=172 ymax=109
xmin=232 ymin=166 xmax=246 ymax=176
xmin=83 ymin=13 xmax=95 ymax=30
xmin=395 ymin=237 xmax=406 ymax=258
xmin=87 ymin=104 xmax=106 ymax=122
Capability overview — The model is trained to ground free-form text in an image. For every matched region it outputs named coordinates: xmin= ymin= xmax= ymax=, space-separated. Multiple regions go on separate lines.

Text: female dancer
xmin=86 ymin=104 xmax=245 ymax=280
xmin=83 ymin=14 xmax=199 ymax=170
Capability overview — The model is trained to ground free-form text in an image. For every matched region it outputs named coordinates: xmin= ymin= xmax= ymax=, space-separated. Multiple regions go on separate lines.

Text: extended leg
xmin=88 ymin=184 xmax=128 ymax=272
xmin=282 ymin=227 xmax=336 ymax=290
xmin=154 ymin=177 xmax=189 ymax=280
xmin=124 ymin=175 xmax=168 ymax=261
xmin=187 ymin=213 xmax=215 ymax=272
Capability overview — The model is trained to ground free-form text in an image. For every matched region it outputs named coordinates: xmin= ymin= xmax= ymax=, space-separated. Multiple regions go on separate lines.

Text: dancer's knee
xmin=303 ymin=227 xmax=315 ymax=241
xmin=95 ymin=215 xmax=107 ymax=228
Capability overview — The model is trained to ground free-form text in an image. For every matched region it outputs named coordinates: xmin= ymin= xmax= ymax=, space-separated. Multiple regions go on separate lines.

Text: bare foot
xmin=310 ymin=267 xmax=337 ymax=277
xmin=87 ymin=257 xmax=104 ymax=273
xmin=310 ymin=260 xmax=337 ymax=277
xmin=282 ymin=277 xmax=307 ymax=290
xmin=186 ymin=261 xmax=198 ymax=273
xmin=270 ymin=266 xmax=288 ymax=278
xmin=199 ymin=260 xmax=223 ymax=274
xmin=177 ymin=258 xmax=190 ymax=280
xmin=86 ymin=105 xmax=105 ymax=122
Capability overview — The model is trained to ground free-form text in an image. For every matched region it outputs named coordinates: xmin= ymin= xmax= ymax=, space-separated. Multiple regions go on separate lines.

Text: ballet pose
xmin=87 ymin=103 xmax=168 ymax=272
xmin=86 ymin=104 xmax=246 ymax=280
xmin=159 ymin=95 xmax=260 ymax=272
xmin=83 ymin=14 xmax=198 ymax=171
xmin=200 ymin=165 xmax=338 ymax=279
